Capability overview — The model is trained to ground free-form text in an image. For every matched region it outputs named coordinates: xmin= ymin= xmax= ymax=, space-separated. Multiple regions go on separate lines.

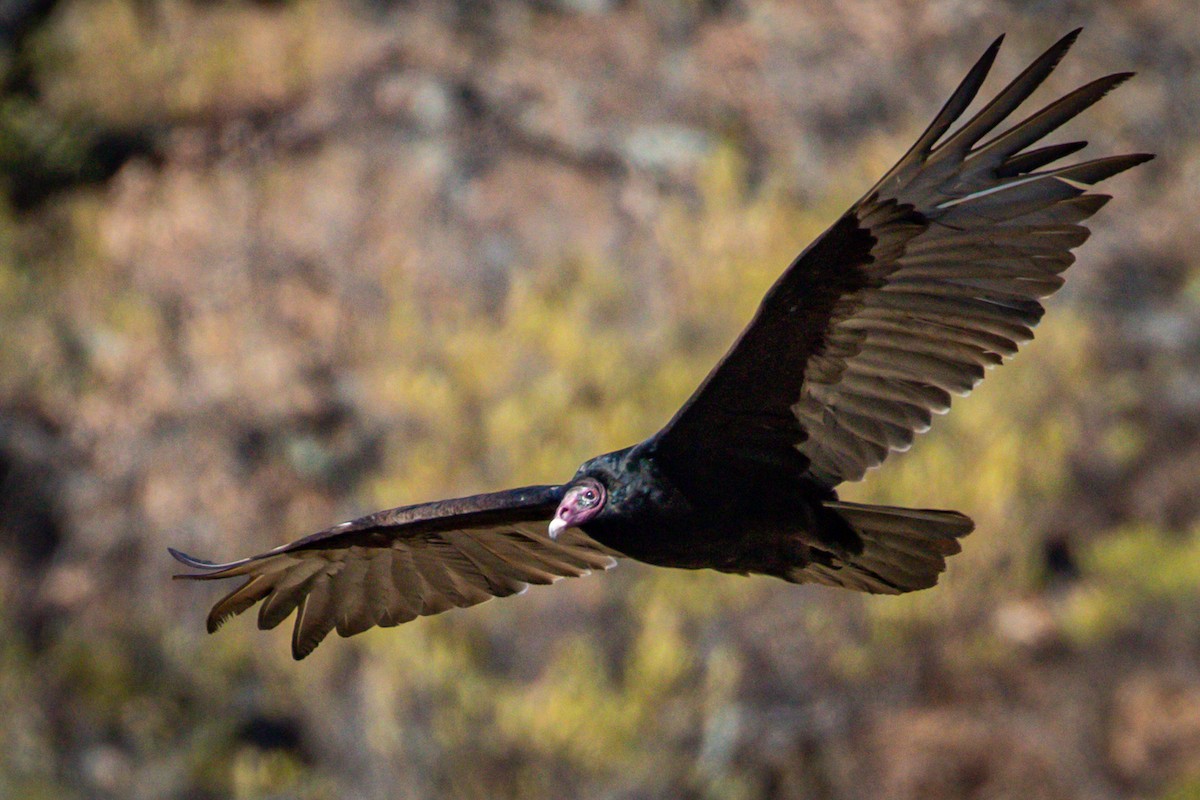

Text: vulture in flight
xmin=172 ymin=30 xmax=1151 ymax=659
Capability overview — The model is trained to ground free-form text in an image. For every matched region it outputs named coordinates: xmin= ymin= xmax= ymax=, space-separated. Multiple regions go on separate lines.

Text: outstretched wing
xmin=652 ymin=29 xmax=1151 ymax=487
xmin=171 ymin=485 xmax=619 ymax=659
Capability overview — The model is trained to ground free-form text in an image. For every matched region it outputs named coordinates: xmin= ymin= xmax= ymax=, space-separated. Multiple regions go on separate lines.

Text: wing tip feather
xmin=206 ymin=610 xmax=231 ymax=635
xmin=1043 ymin=26 xmax=1083 ymax=68
xmin=1111 ymin=152 xmax=1155 ymax=175
xmin=169 ymin=546 xmax=254 ymax=578
xmin=169 ymin=546 xmax=215 ymax=570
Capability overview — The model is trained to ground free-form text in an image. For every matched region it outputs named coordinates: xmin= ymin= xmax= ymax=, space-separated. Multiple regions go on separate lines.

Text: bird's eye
xmin=579 ymin=488 xmax=598 ymax=507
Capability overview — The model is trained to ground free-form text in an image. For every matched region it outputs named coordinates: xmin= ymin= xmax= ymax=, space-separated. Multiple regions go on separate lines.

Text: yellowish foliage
xmin=1062 ymin=524 xmax=1200 ymax=644
xmin=31 ymin=0 xmax=372 ymax=124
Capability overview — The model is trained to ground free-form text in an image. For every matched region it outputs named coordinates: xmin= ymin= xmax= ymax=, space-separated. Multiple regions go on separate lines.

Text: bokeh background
xmin=0 ymin=0 xmax=1197 ymax=797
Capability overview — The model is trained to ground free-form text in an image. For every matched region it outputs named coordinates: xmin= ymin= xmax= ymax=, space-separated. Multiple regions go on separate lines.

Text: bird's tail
xmin=796 ymin=500 xmax=974 ymax=594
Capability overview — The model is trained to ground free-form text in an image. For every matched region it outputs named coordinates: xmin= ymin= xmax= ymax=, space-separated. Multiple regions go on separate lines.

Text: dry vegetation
xmin=0 ymin=1 xmax=1198 ymax=798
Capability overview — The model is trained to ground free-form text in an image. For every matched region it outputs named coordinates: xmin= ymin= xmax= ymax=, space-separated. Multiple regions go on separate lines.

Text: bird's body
xmin=568 ymin=443 xmax=827 ymax=578
xmin=172 ymin=30 xmax=1151 ymax=659
xmin=573 ymin=443 xmax=787 ymax=573
xmin=566 ymin=439 xmax=967 ymax=588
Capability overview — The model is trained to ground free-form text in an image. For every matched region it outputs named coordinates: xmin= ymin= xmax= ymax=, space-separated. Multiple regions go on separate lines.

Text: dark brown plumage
xmin=173 ymin=30 xmax=1151 ymax=659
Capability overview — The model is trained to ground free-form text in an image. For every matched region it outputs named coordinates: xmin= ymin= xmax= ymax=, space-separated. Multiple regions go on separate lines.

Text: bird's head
xmin=548 ymin=478 xmax=606 ymax=539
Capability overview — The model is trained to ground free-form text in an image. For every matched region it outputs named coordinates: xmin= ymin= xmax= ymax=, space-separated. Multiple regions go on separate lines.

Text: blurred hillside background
xmin=0 ymin=0 xmax=1196 ymax=798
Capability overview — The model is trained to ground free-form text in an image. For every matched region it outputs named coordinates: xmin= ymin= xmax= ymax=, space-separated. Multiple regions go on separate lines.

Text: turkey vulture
xmin=172 ymin=30 xmax=1152 ymax=659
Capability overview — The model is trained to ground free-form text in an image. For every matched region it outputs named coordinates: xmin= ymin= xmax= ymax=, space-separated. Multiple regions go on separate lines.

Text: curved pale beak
xmin=548 ymin=516 xmax=568 ymax=540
